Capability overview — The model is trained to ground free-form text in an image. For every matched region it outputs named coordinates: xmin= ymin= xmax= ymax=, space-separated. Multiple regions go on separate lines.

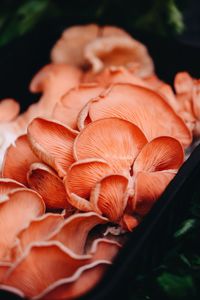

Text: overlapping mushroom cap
xmin=0 ymin=181 xmax=120 ymax=299
xmin=173 ymin=72 xmax=200 ymax=136
xmin=51 ymin=24 xmax=154 ymax=78
xmin=0 ymin=64 xmax=82 ymax=170
xmin=0 ymin=23 xmax=198 ymax=299
xmin=76 ymin=83 xmax=191 ymax=147
xmin=1 ymin=113 xmax=183 ymax=232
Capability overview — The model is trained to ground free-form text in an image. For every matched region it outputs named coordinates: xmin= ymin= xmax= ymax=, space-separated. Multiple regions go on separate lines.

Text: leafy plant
xmin=0 ymin=0 xmax=187 ymax=47
xmin=130 ymin=185 xmax=200 ymax=300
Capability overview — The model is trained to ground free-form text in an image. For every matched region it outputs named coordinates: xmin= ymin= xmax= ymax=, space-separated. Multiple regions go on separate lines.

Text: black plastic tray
xmin=0 ymin=21 xmax=200 ymax=300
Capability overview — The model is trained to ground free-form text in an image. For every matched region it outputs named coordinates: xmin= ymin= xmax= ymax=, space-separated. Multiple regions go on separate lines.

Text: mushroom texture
xmin=174 ymin=72 xmax=200 ymax=136
xmin=12 ymin=117 xmax=182 ymax=231
xmin=0 ymin=180 xmax=120 ymax=299
xmin=1 ymin=114 xmax=184 ymax=231
xmin=51 ymin=24 xmax=154 ymax=78
xmin=0 ymin=64 xmax=82 ymax=171
xmin=0 ymin=23 xmax=198 ymax=299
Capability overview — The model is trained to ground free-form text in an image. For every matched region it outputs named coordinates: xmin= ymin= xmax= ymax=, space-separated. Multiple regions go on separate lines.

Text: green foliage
xmin=174 ymin=219 xmax=196 ymax=238
xmin=134 ymin=0 xmax=185 ymax=36
xmin=166 ymin=0 xmax=185 ymax=34
xmin=0 ymin=0 xmax=49 ymax=46
xmin=157 ymin=273 xmax=196 ymax=298
xmin=129 ymin=185 xmax=200 ymax=300
xmin=0 ymin=0 xmax=186 ymax=47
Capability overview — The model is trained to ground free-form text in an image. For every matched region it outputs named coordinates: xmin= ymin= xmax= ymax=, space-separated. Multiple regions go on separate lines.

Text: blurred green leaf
xmin=179 ymin=254 xmax=192 ymax=268
xmin=134 ymin=0 xmax=185 ymax=36
xmin=0 ymin=0 xmax=51 ymax=46
xmin=157 ymin=272 xmax=196 ymax=298
xmin=0 ymin=0 xmax=187 ymax=47
xmin=174 ymin=219 xmax=196 ymax=238
xmin=166 ymin=0 xmax=185 ymax=34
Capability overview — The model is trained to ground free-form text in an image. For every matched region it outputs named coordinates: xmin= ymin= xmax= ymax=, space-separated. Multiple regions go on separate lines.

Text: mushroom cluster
xmin=0 ymin=24 xmax=199 ymax=299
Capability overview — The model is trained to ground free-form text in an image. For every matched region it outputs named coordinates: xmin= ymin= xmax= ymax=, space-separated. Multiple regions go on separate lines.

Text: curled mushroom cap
xmin=27 ymin=118 xmax=78 ymax=177
xmin=0 ymin=188 xmax=45 ymax=261
xmin=66 ymin=118 xmax=183 ymax=225
xmin=83 ymin=66 xmax=154 ymax=91
xmin=29 ymin=64 xmax=82 ymax=118
xmin=0 ymin=64 xmax=82 ymax=171
xmin=174 ymin=72 xmax=200 ymax=136
xmin=48 ymin=212 xmax=108 ymax=255
xmin=131 ymin=136 xmax=184 ymax=215
xmin=64 ymin=118 xmax=143 ymax=222
xmin=1 ymin=218 xmax=120 ymax=299
xmin=134 ymin=171 xmax=175 ymax=215
xmin=91 ymin=174 xmax=129 ymax=222
xmin=35 ymin=261 xmax=110 ymax=300
xmin=0 ymin=178 xmax=24 ymax=198
xmin=36 ymin=239 xmax=120 ymax=300
xmin=12 ymin=214 xmax=64 ymax=257
xmin=51 ymin=24 xmax=154 ymax=78
xmin=73 ymin=117 xmax=147 ymax=172
xmin=27 ymin=163 xmax=72 ymax=211
xmin=12 ymin=64 xmax=82 ymax=135
xmin=84 ymin=34 xmax=154 ymax=77
xmin=83 ymin=83 xmax=191 ymax=147
xmin=53 ymin=83 xmax=104 ymax=130
xmin=1 ymin=241 xmax=92 ymax=298
xmin=30 ymin=64 xmax=81 ymax=95
xmin=65 ymin=158 xmax=113 ymax=202
xmin=51 ymin=24 xmax=99 ymax=68
xmin=2 ymin=135 xmax=40 ymax=186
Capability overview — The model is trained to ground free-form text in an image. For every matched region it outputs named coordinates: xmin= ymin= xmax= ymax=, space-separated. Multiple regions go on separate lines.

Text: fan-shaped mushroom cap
xmin=0 ymin=188 xmax=45 ymax=261
xmin=51 ymin=24 xmax=154 ymax=77
xmin=28 ymin=118 xmax=78 ymax=177
xmin=2 ymin=135 xmax=39 ymax=185
xmin=84 ymin=84 xmax=191 ymax=147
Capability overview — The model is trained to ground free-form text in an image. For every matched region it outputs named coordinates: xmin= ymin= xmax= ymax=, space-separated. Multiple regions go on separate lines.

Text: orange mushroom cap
xmin=51 ymin=24 xmax=154 ymax=78
xmin=83 ymin=83 xmax=191 ymax=147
